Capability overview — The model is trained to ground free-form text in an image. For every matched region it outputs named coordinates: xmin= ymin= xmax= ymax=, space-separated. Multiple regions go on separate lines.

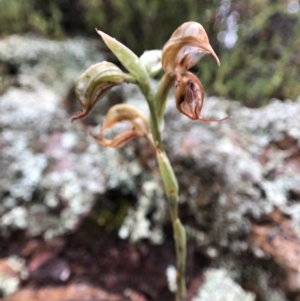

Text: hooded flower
xmin=71 ymin=62 xmax=137 ymax=122
xmin=91 ymin=104 xmax=151 ymax=148
xmin=162 ymin=21 xmax=229 ymax=122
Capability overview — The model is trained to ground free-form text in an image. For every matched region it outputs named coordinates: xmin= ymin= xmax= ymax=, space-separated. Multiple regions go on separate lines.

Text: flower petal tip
xmin=209 ymin=48 xmax=220 ymax=66
xmin=95 ymin=29 xmax=109 ymax=42
xmin=162 ymin=21 xmax=221 ymax=73
xmin=70 ymin=111 xmax=88 ymax=122
xmin=95 ymin=28 xmax=102 ymax=35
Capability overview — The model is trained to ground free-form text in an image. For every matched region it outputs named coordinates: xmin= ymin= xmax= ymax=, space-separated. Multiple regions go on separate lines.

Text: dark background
xmin=1 ymin=0 xmax=299 ymax=107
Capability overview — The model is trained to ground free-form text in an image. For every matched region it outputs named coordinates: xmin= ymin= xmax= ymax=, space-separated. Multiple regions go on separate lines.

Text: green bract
xmin=96 ymin=29 xmax=150 ymax=87
xmin=157 ymin=150 xmax=179 ymax=197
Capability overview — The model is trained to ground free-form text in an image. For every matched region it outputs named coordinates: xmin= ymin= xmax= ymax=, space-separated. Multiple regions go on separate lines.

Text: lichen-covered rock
xmin=1 ymin=35 xmax=300 ymax=300
xmin=0 ymin=36 xmax=155 ymax=239
xmin=0 ymin=256 xmax=28 ymax=297
xmin=123 ymin=90 xmax=300 ymax=299
xmin=162 ymin=96 xmax=300 ymax=250
xmin=159 ymin=96 xmax=300 ymax=299
xmin=0 ymin=35 xmax=105 ymax=95
xmin=192 ymin=269 xmax=255 ymax=301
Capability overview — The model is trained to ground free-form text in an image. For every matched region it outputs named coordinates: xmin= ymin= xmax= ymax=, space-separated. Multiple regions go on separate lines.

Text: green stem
xmin=155 ymin=73 xmax=174 ymax=127
xmin=138 ymin=77 xmax=163 ymax=150
xmin=174 ymin=218 xmax=187 ymax=301
xmin=124 ymin=73 xmax=139 ymax=84
xmin=139 ymin=72 xmax=186 ymax=301
xmin=157 ymin=150 xmax=187 ymax=301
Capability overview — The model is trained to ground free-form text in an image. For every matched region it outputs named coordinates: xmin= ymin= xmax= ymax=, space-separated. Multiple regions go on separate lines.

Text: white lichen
xmin=192 ymin=269 xmax=255 ymax=301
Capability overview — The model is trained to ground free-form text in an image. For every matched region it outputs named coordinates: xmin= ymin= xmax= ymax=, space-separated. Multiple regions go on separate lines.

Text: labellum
xmin=175 ymin=72 xmax=230 ymax=122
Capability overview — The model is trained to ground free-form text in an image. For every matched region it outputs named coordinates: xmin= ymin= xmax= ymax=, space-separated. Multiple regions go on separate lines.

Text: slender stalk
xmin=157 ymin=150 xmax=187 ymax=301
xmin=154 ymin=78 xmax=187 ymax=301
xmin=155 ymin=73 xmax=174 ymax=126
xmin=124 ymin=73 xmax=139 ymax=84
xmin=138 ymin=80 xmax=163 ymax=149
xmin=137 ymin=71 xmax=187 ymax=301
xmin=174 ymin=218 xmax=187 ymax=301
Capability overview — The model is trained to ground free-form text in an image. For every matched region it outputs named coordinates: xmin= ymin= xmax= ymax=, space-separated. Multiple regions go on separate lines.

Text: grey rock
xmin=192 ymin=269 xmax=255 ymax=301
xmin=0 ymin=36 xmax=153 ymax=238
xmin=163 ymin=96 xmax=300 ymax=250
xmin=1 ymin=35 xmax=300 ymax=300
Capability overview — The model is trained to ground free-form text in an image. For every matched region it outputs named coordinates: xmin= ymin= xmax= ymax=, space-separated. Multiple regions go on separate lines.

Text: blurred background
xmin=1 ymin=0 xmax=300 ymax=106
xmin=1 ymin=1 xmax=300 ymax=301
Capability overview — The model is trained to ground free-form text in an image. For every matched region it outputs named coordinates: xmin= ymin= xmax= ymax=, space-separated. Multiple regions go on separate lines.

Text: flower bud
xmin=162 ymin=21 xmax=220 ymax=74
xmin=71 ymin=61 xmax=125 ymax=121
xmin=175 ymin=72 xmax=230 ymax=122
xmin=139 ymin=50 xmax=162 ymax=77
xmin=92 ymin=104 xmax=150 ymax=148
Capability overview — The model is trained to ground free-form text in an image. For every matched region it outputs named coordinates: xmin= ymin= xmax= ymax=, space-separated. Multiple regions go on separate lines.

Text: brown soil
xmin=0 ymin=215 xmax=209 ymax=301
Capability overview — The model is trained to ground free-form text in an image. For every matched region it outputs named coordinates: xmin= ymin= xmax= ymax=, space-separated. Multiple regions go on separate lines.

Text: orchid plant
xmin=72 ymin=22 xmax=229 ymax=301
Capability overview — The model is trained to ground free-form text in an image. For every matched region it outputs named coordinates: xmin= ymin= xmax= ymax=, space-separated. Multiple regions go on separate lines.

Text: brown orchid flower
xmin=162 ymin=21 xmax=230 ymax=122
xmin=91 ymin=104 xmax=151 ymax=148
xmin=174 ymin=71 xmax=229 ymax=122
